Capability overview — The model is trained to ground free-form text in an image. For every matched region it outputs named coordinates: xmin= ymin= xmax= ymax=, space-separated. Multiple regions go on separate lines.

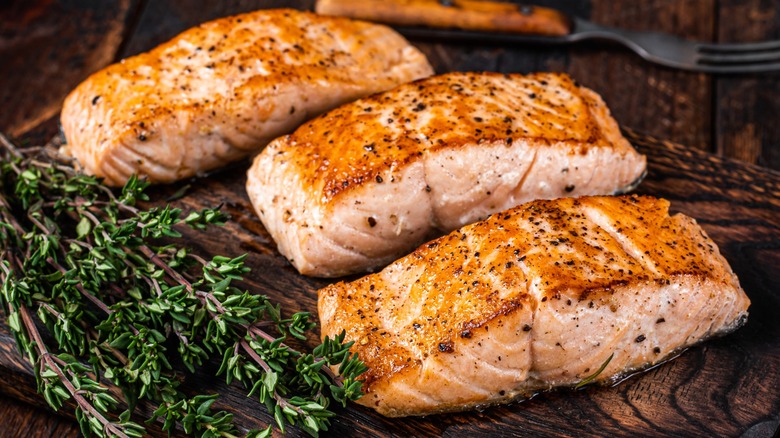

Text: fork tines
xmin=697 ymin=40 xmax=780 ymax=71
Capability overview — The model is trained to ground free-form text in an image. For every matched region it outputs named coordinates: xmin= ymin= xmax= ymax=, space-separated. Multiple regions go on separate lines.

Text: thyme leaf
xmin=0 ymin=133 xmax=365 ymax=437
xmin=575 ymin=353 xmax=614 ymax=389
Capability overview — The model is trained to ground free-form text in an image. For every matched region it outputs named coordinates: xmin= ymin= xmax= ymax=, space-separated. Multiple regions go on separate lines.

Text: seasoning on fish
xmin=60 ymin=9 xmax=433 ymax=186
xmin=318 ymin=195 xmax=750 ymax=417
xmin=247 ymin=72 xmax=647 ymax=277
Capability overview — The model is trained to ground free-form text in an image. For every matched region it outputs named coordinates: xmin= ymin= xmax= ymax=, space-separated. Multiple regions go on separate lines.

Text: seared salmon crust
xmin=248 ymin=72 xmax=646 ymax=277
xmin=318 ymin=195 xmax=749 ymax=417
xmin=60 ymin=9 xmax=433 ymax=186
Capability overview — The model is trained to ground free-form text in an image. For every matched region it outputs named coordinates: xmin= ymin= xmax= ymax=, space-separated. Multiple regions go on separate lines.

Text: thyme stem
xmin=0 ymin=135 xmax=365 ymax=437
xmin=18 ymin=304 xmax=129 ymax=438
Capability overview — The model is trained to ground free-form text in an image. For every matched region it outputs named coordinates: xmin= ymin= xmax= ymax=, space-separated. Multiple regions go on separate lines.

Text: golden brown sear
xmin=60 ymin=9 xmax=433 ymax=186
xmin=247 ymin=72 xmax=646 ymax=277
xmin=319 ymin=195 xmax=749 ymax=417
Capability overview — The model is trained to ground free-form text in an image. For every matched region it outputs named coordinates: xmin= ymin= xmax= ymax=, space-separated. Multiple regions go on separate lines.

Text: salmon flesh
xmin=318 ymin=195 xmax=750 ymax=417
xmin=247 ymin=72 xmax=647 ymax=277
xmin=60 ymin=9 xmax=433 ymax=186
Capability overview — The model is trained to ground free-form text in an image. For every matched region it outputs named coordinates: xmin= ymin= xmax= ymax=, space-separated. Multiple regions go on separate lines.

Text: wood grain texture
xmin=568 ymin=1 xmax=715 ymax=152
xmin=716 ymin=0 xmax=780 ymax=170
xmin=0 ymin=396 xmax=79 ymax=437
xmin=0 ymin=0 xmax=140 ymax=137
xmin=1 ymin=131 xmax=778 ymax=437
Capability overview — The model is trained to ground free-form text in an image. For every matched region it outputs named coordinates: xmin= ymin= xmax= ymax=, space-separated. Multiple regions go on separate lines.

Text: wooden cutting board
xmin=0 ymin=130 xmax=778 ymax=437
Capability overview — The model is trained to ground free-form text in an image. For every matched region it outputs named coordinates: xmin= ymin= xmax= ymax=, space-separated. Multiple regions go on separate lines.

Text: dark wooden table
xmin=1 ymin=1 xmax=779 ymax=437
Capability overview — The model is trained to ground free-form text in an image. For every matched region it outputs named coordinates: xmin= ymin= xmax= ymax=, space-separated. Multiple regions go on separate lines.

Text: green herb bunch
xmin=0 ymin=134 xmax=366 ymax=437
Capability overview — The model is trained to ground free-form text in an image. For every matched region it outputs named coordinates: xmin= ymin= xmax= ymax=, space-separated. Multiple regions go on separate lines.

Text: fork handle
xmin=314 ymin=0 xmax=571 ymax=36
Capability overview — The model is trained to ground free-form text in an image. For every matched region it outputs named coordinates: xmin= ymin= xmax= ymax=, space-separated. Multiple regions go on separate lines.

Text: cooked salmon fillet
xmin=247 ymin=72 xmax=646 ymax=277
xmin=318 ymin=195 xmax=749 ymax=417
xmin=60 ymin=9 xmax=433 ymax=186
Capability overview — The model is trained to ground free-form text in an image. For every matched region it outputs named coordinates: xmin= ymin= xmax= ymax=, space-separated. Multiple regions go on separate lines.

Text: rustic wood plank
xmin=1 ymin=132 xmax=778 ymax=437
xmin=716 ymin=0 xmax=780 ymax=170
xmin=567 ymin=1 xmax=716 ymax=152
xmin=0 ymin=396 xmax=79 ymax=437
xmin=0 ymin=0 xmax=141 ymax=137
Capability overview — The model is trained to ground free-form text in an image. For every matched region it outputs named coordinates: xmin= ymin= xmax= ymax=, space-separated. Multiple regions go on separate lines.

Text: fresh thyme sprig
xmin=0 ymin=134 xmax=365 ymax=437
xmin=574 ymin=353 xmax=614 ymax=389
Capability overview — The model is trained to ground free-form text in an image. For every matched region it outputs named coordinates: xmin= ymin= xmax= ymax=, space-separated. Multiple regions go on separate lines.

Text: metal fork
xmin=397 ymin=16 xmax=780 ymax=74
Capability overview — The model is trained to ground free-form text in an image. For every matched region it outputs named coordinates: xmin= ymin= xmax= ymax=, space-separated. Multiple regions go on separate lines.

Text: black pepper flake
xmin=138 ymin=134 xmax=147 ymax=142
xmin=460 ymin=330 xmax=472 ymax=338
xmin=505 ymin=262 xmax=513 ymax=268
xmin=412 ymin=103 xmax=426 ymax=112
xmin=635 ymin=334 xmax=646 ymax=343
xmin=528 ymin=92 xmax=537 ymax=99
xmin=363 ymin=143 xmax=375 ymax=152
xmin=367 ymin=217 xmax=377 ymax=227
xmin=565 ymin=184 xmax=576 ymax=192
xmin=474 ymin=116 xmax=483 ymax=122
xmin=375 ymin=175 xmax=383 ymax=183
xmin=438 ymin=342 xmax=454 ymax=353
xmin=413 ymin=323 xmax=420 ymax=329
xmin=656 ymin=318 xmax=665 ymax=324
xmin=91 ymin=95 xmax=101 ymax=105
xmin=522 ymin=324 xmax=532 ymax=332
xmin=653 ymin=347 xmax=661 ymax=354
xmin=425 ymin=185 xmax=431 ymax=192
